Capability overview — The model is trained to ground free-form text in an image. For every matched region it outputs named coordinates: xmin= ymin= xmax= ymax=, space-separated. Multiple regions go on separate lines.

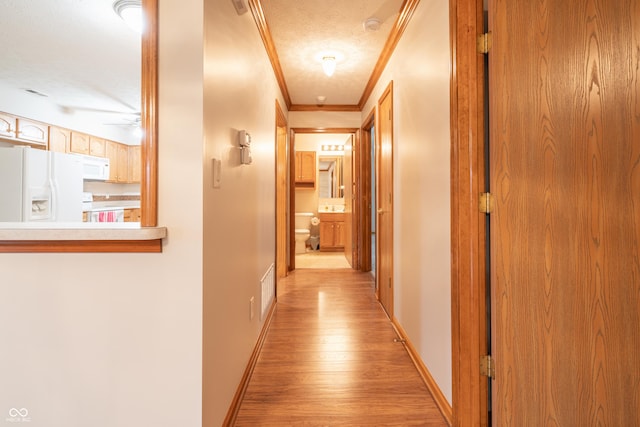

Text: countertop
xmin=0 ymin=222 xmax=167 ymax=241
xmin=83 ymin=201 xmax=141 ymax=212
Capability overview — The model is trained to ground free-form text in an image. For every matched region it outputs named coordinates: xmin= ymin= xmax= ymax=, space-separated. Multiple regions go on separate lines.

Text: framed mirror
xmin=318 ymin=156 xmax=344 ymax=198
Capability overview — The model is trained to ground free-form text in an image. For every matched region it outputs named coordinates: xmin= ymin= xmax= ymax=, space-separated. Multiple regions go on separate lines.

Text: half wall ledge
xmin=0 ymin=224 xmax=167 ymax=253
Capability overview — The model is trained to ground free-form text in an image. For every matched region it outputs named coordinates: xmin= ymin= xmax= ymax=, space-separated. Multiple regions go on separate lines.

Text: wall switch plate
xmin=212 ymin=158 xmax=221 ymax=188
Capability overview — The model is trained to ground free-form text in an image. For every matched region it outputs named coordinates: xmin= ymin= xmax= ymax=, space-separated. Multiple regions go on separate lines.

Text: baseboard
xmin=222 ymin=300 xmax=277 ymax=426
xmin=391 ymin=317 xmax=453 ymax=426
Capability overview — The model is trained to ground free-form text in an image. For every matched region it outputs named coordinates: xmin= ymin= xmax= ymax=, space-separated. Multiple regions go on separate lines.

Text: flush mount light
xmin=363 ymin=17 xmax=381 ymax=32
xmin=113 ymin=0 xmax=143 ymax=34
xmin=316 ymin=95 xmax=327 ymax=105
xmin=322 ymin=56 xmax=336 ymax=77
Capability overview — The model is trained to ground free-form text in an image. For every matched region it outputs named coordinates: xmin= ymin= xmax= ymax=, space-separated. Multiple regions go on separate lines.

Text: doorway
xmin=288 ymin=128 xmax=358 ymax=271
xmin=360 ymin=109 xmax=376 ymax=277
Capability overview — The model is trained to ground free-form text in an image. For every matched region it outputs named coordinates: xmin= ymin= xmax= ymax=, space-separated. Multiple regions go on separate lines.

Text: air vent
xmin=231 ymin=0 xmax=248 ymax=15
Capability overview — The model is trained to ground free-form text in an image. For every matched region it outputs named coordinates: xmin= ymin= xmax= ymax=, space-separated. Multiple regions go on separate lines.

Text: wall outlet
xmin=250 ymin=297 xmax=254 ymax=320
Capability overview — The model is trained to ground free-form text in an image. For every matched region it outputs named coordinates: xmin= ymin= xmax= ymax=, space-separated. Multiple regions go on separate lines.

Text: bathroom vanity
xmin=318 ymin=212 xmax=344 ymax=251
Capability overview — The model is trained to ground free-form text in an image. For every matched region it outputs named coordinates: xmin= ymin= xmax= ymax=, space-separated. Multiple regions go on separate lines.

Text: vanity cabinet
xmin=295 ymin=151 xmax=316 ymax=188
xmin=319 ymin=212 xmax=345 ymax=251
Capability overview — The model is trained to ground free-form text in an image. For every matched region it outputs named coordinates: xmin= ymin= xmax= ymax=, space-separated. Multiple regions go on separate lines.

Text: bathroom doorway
xmin=289 ymin=127 xmax=358 ymax=270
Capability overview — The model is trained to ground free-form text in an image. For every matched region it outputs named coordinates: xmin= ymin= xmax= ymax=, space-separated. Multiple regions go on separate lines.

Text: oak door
xmin=489 ymin=0 xmax=640 ymax=424
xmin=377 ymin=83 xmax=394 ymax=318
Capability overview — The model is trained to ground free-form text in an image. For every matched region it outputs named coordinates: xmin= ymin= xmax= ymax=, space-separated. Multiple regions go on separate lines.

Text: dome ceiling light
xmin=113 ymin=0 xmax=143 ymax=34
xmin=322 ymin=56 xmax=336 ymax=77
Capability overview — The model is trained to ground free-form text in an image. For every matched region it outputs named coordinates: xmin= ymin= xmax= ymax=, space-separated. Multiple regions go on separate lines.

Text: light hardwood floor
xmin=233 ymin=269 xmax=447 ymax=426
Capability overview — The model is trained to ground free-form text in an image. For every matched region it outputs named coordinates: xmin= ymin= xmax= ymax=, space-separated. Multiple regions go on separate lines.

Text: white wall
xmin=201 ymin=0 xmax=287 ymax=424
xmin=362 ymin=0 xmax=453 ymax=403
xmin=0 ymin=1 xmax=204 ymax=427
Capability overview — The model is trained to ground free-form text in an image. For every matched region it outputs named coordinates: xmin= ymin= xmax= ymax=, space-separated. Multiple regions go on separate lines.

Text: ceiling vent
xmin=232 ymin=0 xmax=248 ymax=15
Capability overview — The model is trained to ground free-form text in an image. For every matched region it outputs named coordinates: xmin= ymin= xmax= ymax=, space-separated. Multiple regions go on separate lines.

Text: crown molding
xmin=248 ymin=0 xmax=292 ymax=109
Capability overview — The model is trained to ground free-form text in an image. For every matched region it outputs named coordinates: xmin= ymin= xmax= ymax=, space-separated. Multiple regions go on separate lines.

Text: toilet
xmin=294 ymin=212 xmax=313 ymax=254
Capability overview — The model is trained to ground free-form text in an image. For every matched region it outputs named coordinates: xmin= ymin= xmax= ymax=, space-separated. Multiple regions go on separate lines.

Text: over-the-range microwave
xmin=75 ymin=154 xmax=110 ymax=181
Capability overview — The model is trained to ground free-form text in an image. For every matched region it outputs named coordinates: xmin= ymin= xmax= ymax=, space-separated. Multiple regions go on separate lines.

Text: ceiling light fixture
xmin=363 ymin=17 xmax=381 ymax=32
xmin=321 ymin=144 xmax=344 ymax=152
xmin=113 ymin=0 xmax=143 ymax=34
xmin=316 ymin=95 xmax=327 ymax=105
xmin=322 ymin=56 xmax=336 ymax=77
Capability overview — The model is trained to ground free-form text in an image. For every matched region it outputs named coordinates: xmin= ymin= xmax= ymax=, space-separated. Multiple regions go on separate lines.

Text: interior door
xmin=275 ymin=122 xmax=288 ymax=279
xmin=343 ymin=134 xmax=354 ymax=267
xmin=377 ymin=83 xmax=394 ymax=317
xmin=489 ymin=0 xmax=640 ymax=424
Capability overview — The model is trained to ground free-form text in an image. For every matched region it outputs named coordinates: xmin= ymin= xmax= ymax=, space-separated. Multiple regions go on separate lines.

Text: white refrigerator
xmin=0 ymin=146 xmax=83 ymax=222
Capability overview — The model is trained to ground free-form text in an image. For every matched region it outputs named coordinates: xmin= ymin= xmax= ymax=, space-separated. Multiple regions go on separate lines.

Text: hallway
xmin=233 ymin=269 xmax=447 ymax=426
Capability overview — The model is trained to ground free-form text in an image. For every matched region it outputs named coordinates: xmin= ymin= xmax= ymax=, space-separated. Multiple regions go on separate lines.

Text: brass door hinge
xmin=480 ymin=355 xmax=495 ymax=379
xmin=477 ymin=32 xmax=492 ymax=54
xmin=479 ymin=192 xmax=494 ymax=214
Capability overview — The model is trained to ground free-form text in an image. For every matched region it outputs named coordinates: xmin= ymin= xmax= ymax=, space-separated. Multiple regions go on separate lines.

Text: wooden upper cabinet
xmin=116 ymin=143 xmax=129 ymax=183
xmin=295 ymin=151 xmax=316 ymax=187
xmin=70 ymin=132 xmax=90 ymax=154
xmin=16 ymin=118 xmax=49 ymax=145
xmin=0 ymin=113 xmax=48 ymax=147
xmin=49 ymin=126 xmax=71 ymax=153
xmin=0 ymin=112 xmax=17 ymax=139
xmin=128 ymin=145 xmax=141 ymax=183
xmin=89 ymin=136 xmax=106 ymax=157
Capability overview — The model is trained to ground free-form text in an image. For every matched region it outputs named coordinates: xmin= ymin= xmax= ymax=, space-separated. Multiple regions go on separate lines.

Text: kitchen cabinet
xmin=124 ymin=208 xmax=141 ymax=222
xmin=49 ymin=127 xmax=71 ymax=153
xmin=70 ymin=132 xmax=90 ymax=154
xmin=319 ymin=212 xmax=345 ymax=251
xmin=128 ymin=145 xmax=141 ymax=183
xmin=89 ymin=136 xmax=106 ymax=157
xmin=0 ymin=112 xmax=48 ymax=147
xmin=295 ymin=151 xmax=316 ymax=188
xmin=106 ymin=140 xmax=130 ymax=183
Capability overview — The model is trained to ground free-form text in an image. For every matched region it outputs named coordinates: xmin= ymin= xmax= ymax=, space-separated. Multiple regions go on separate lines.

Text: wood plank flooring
xmin=233 ymin=269 xmax=447 ymax=426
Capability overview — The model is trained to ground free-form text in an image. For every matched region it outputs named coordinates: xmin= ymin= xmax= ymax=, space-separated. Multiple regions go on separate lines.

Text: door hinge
xmin=477 ymin=32 xmax=492 ymax=54
xmin=479 ymin=192 xmax=494 ymax=214
xmin=480 ymin=355 xmax=495 ymax=379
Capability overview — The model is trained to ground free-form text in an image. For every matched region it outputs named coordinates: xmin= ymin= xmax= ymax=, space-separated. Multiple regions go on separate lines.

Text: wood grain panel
xmin=490 ymin=0 xmax=640 ymax=424
xmin=234 ymin=269 xmax=448 ymax=425
xmin=0 ymin=239 xmax=162 ymax=253
xmin=141 ymin=0 xmax=158 ymax=227
xmin=377 ymin=83 xmax=394 ymax=317
xmin=448 ymin=0 xmax=488 ymax=425
xmin=275 ymin=100 xmax=288 ymax=279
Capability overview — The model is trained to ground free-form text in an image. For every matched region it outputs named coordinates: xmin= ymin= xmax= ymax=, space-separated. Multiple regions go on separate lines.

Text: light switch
xmin=212 ymin=158 xmax=221 ymax=188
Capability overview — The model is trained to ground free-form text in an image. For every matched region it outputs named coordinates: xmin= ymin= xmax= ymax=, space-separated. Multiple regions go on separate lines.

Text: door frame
xmin=275 ymin=100 xmax=288 ymax=282
xmin=288 ymin=127 xmax=359 ymax=271
xmin=449 ymin=0 xmax=488 ymax=425
xmin=358 ymin=109 xmax=376 ymax=273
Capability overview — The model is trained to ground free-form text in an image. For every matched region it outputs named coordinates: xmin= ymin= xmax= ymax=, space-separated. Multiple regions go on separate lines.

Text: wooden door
xmin=489 ymin=0 xmax=640 ymax=424
xmin=276 ymin=120 xmax=288 ymax=279
xmin=343 ymin=134 xmax=354 ymax=267
xmin=377 ymin=83 xmax=394 ymax=317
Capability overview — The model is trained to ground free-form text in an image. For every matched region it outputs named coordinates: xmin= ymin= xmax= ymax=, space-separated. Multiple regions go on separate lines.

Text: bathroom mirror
xmin=318 ymin=156 xmax=344 ymax=198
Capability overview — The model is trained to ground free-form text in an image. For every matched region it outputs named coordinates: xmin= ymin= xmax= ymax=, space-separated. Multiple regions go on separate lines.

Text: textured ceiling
xmin=261 ymin=0 xmax=404 ymax=106
xmin=0 ymin=0 xmax=140 ymax=125
xmin=0 ymin=0 xmax=403 ymax=125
